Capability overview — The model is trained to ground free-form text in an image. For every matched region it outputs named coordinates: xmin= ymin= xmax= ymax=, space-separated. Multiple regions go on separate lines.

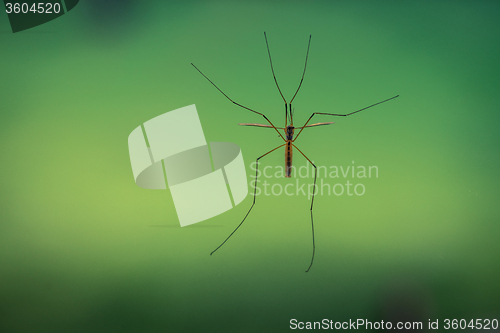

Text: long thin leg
xmin=293 ymin=95 xmax=399 ymax=142
xmin=264 ymin=32 xmax=287 ymax=104
xmin=264 ymin=32 xmax=289 ymax=128
xmin=290 ymin=35 xmax=312 ymax=105
xmin=291 ymin=144 xmax=317 ymax=273
xmin=289 ymin=35 xmax=312 ymax=126
xmin=191 ymin=63 xmax=286 ymax=142
xmin=210 ymin=144 xmax=286 ymax=256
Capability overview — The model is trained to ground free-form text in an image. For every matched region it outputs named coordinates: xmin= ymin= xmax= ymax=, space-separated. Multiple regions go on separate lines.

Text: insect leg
xmin=210 ymin=143 xmax=286 ymax=256
xmin=191 ymin=63 xmax=286 ymax=142
xmin=291 ymin=144 xmax=317 ymax=273
xmin=290 ymin=34 xmax=312 ymax=105
xmin=264 ymin=32 xmax=290 ymax=127
xmin=264 ymin=31 xmax=287 ymax=104
xmin=293 ymin=95 xmax=399 ymax=142
xmin=289 ymin=34 xmax=311 ymax=125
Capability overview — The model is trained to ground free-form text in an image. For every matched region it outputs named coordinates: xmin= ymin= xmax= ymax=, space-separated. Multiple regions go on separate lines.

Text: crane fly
xmin=191 ymin=32 xmax=399 ymax=272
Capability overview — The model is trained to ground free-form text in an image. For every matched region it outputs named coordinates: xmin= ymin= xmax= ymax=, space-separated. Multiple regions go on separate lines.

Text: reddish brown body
xmin=285 ymin=125 xmax=295 ymax=178
xmin=285 ymin=140 xmax=293 ymax=178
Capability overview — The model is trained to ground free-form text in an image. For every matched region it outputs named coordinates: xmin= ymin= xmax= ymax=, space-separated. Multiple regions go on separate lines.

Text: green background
xmin=1 ymin=1 xmax=499 ymax=332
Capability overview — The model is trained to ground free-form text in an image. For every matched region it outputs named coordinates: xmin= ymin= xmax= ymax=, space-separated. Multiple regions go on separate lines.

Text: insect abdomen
xmin=285 ymin=141 xmax=293 ymax=178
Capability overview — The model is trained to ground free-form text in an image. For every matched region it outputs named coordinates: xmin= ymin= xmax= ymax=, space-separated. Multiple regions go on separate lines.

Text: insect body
xmin=192 ymin=32 xmax=398 ymax=272
xmin=285 ymin=128 xmax=293 ymax=177
xmin=238 ymin=121 xmax=335 ymax=178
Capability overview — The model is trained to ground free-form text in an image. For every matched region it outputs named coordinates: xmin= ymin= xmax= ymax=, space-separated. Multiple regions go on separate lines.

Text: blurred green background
xmin=1 ymin=1 xmax=499 ymax=332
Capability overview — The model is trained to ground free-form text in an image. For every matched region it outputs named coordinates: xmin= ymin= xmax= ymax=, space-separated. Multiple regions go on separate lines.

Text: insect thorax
xmin=285 ymin=125 xmax=295 ymax=140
